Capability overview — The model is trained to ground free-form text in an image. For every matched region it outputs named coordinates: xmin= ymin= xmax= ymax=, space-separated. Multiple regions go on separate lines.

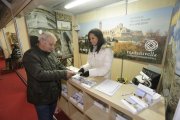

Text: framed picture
xmin=57 ymin=21 xmax=71 ymax=30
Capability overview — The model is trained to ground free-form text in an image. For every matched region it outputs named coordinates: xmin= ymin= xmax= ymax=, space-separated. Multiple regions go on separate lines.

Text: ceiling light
xmin=119 ymin=0 xmax=139 ymax=4
xmin=38 ymin=30 xmax=42 ymax=34
xmin=127 ymin=0 xmax=139 ymax=4
xmin=64 ymin=0 xmax=92 ymax=9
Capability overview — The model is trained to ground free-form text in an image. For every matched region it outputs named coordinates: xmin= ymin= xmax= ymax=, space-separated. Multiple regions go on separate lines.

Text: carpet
xmin=54 ymin=111 xmax=70 ymax=120
xmin=0 ymin=72 xmax=37 ymax=120
xmin=0 ymin=59 xmax=5 ymax=69
xmin=16 ymin=68 xmax=27 ymax=85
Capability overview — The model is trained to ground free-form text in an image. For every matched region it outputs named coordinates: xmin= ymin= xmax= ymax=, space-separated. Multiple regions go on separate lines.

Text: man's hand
xmin=66 ymin=70 xmax=76 ymax=79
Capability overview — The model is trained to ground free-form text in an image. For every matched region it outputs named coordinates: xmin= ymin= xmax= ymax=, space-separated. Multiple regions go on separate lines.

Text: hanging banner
xmin=78 ymin=7 xmax=172 ymax=64
xmin=168 ymin=0 xmax=180 ymax=76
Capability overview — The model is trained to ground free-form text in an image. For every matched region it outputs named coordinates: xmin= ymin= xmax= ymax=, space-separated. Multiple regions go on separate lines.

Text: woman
xmin=79 ymin=28 xmax=113 ymax=79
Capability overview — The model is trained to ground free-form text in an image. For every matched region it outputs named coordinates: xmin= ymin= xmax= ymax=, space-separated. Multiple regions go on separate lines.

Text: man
xmin=23 ymin=32 xmax=75 ymax=120
xmin=11 ymin=43 xmax=21 ymax=60
xmin=11 ymin=43 xmax=22 ymax=70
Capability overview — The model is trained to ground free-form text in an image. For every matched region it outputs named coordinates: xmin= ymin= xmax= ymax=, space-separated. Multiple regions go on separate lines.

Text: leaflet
xmin=121 ymin=84 xmax=162 ymax=114
xmin=95 ymin=80 xmax=122 ymax=96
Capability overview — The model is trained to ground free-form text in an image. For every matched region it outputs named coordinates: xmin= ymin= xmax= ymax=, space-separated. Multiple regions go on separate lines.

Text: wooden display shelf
xmin=110 ymin=107 xmax=132 ymax=120
xmin=69 ymin=99 xmax=84 ymax=112
xmin=84 ymin=115 xmax=91 ymax=120
xmin=61 ymin=93 xmax=68 ymax=100
xmin=68 ymin=79 xmax=83 ymax=89
xmin=85 ymin=105 xmax=109 ymax=120
xmin=69 ymin=102 xmax=84 ymax=120
xmin=70 ymin=111 xmax=84 ymax=120
xmin=58 ymin=97 xmax=69 ymax=116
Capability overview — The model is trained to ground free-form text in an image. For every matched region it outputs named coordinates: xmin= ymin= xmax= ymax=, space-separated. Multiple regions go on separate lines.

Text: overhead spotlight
xmin=117 ymin=0 xmax=138 ymax=5
xmin=38 ymin=29 xmax=42 ymax=34
xmin=127 ymin=0 xmax=139 ymax=4
xmin=64 ymin=0 xmax=92 ymax=9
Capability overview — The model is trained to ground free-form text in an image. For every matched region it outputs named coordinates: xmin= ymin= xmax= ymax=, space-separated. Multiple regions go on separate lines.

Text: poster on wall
xmin=57 ymin=21 xmax=71 ymax=30
xmin=78 ymin=7 xmax=172 ymax=64
xmin=25 ymin=7 xmax=56 ymax=29
xmin=56 ymin=12 xmax=72 ymax=30
xmin=55 ymin=31 xmax=73 ymax=58
xmin=168 ymin=0 xmax=180 ymax=76
xmin=25 ymin=7 xmax=73 ymax=65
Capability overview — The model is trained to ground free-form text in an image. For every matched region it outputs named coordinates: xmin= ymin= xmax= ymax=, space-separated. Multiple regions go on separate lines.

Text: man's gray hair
xmin=39 ymin=32 xmax=57 ymax=42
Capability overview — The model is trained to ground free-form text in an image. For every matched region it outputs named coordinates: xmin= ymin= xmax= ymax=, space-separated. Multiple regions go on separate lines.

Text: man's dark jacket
xmin=23 ymin=46 xmax=67 ymax=105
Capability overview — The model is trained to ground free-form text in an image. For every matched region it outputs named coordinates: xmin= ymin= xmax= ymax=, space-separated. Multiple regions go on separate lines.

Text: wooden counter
xmin=58 ymin=77 xmax=165 ymax=120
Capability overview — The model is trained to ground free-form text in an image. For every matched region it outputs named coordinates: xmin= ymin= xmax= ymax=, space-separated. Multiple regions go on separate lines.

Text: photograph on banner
xmin=161 ymin=0 xmax=180 ymax=119
xmin=169 ymin=0 xmax=180 ymax=76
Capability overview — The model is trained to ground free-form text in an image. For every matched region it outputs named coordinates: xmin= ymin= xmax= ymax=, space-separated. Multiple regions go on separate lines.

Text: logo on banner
xmin=145 ymin=40 xmax=158 ymax=51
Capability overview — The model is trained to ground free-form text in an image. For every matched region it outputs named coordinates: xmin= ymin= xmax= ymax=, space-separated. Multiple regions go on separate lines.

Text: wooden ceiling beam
xmin=1 ymin=0 xmax=12 ymax=9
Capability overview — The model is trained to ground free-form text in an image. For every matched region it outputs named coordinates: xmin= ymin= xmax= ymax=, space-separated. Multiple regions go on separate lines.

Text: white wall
xmin=0 ymin=30 xmax=10 ymax=58
xmin=0 ymin=21 xmax=16 ymax=58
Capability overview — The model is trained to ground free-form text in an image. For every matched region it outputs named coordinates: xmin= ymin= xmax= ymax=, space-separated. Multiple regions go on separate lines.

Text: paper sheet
xmin=95 ymin=80 xmax=122 ymax=96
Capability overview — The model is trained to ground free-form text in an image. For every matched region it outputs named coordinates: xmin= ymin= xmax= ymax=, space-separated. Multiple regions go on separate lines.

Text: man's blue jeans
xmin=35 ymin=102 xmax=57 ymax=120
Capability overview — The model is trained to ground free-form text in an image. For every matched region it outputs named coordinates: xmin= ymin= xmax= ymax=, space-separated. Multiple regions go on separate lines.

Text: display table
xmin=58 ymin=76 xmax=165 ymax=120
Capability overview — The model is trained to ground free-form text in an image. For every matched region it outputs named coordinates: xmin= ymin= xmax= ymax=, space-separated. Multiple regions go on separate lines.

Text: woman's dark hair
xmin=88 ymin=28 xmax=105 ymax=53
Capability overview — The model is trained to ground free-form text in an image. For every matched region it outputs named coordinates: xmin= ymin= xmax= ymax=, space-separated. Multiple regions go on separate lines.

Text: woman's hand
xmin=80 ymin=71 xmax=89 ymax=77
xmin=78 ymin=68 xmax=84 ymax=74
